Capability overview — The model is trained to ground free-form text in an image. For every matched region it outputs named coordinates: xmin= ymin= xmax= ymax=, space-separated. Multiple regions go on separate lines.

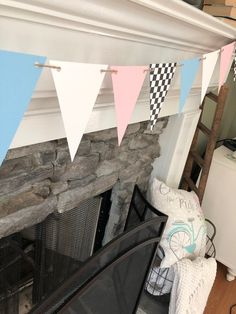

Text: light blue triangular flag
xmin=0 ymin=50 xmax=46 ymax=165
xmin=179 ymin=57 xmax=200 ymax=113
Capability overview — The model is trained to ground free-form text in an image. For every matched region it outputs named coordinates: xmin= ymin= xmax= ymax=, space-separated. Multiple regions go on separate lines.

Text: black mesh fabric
xmin=0 ymin=234 xmax=25 ymax=314
xmin=29 ymin=217 xmax=167 ymax=314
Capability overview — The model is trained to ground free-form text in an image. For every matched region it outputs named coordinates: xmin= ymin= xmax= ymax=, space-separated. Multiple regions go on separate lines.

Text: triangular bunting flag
xmin=149 ymin=63 xmax=177 ymax=130
xmin=179 ymin=58 xmax=200 ymax=113
xmin=50 ymin=61 xmax=107 ymax=161
xmin=201 ymin=50 xmax=219 ymax=103
xmin=219 ymin=42 xmax=235 ymax=91
xmin=111 ymin=66 xmax=147 ymax=145
xmin=0 ymin=50 xmax=46 ymax=165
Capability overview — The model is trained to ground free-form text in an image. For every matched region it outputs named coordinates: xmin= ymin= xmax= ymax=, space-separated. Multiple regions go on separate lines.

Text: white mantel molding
xmin=0 ymin=0 xmax=236 ymax=54
xmin=10 ymin=86 xmax=205 ymax=148
xmin=131 ymin=0 xmax=236 ymax=40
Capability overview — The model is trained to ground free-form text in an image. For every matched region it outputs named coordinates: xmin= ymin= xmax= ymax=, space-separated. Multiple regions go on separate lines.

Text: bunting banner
xmin=149 ymin=63 xmax=177 ymax=130
xmin=50 ymin=61 xmax=108 ymax=161
xmin=179 ymin=58 xmax=200 ymax=113
xmin=0 ymin=50 xmax=46 ymax=165
xmin=219 ymin=42 xmax=235 ymax=91
xmin=111 ymin=66 xmax=147 ymax=145
xmin=0 ymin=41 xmax=235 ymax=166
xmin=201 ymin=50 xmax=219 ymax=103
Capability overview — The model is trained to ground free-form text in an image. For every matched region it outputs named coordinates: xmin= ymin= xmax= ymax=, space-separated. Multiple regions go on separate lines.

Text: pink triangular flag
xmin=111 ymin=66 xmax=147 ymax=145
xmin=219 ymin=42 xmax=235 ymax=92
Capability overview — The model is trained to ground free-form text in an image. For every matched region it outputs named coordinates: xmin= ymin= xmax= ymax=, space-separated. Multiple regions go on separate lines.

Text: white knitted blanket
xmin=169 ymin=257 xmax=217 ymax=314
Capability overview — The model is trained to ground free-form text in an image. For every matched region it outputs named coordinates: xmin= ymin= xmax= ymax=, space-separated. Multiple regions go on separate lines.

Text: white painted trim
xmin=131 ymin=0 xmax=236 ymax=39
xmin=10 ymin=88 xmax=203 ymax=149
xmin=151 ymin=110 xmax=201 ymax=188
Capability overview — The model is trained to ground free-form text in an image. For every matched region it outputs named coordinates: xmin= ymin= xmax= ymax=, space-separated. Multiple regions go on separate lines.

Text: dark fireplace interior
xmin=0 ymin=190 xmax=112 ymax=314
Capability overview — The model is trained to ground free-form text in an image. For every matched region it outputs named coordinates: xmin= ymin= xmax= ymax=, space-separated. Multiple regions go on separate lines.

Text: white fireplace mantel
xmin=0 ymin=0 xmax=236 ymax=186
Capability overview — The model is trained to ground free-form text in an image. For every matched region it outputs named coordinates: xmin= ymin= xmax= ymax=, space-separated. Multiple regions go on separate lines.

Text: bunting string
xmin=34 ymin=56 xmax=208 ymax=73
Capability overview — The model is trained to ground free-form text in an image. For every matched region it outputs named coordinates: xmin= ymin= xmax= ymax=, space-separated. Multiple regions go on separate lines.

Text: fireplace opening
xmin=0 ymin=190 xmax=113 ymax=314
xmin=0 ymin=120 xmax=167 ymax=313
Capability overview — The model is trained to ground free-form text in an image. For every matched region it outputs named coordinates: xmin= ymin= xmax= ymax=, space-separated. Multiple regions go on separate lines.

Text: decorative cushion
xmin=149 ymin=178 xmax=207 ymax=268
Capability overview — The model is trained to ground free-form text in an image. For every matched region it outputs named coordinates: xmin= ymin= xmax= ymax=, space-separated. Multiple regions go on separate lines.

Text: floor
xmin=204 ymin=263 xmax=236 ymax=314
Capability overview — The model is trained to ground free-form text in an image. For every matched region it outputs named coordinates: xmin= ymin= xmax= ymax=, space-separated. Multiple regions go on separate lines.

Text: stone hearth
xmin=0 ymin=119 xmax=167 ymax=242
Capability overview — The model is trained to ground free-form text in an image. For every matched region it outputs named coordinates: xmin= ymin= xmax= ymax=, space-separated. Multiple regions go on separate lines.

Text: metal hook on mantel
xmin=34 ymin=62 xmax=61 ymax=71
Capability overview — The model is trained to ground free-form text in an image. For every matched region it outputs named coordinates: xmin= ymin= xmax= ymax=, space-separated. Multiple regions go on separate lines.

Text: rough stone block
xmin=128 ymin=134 xmax=156 ymax=150
xmin=125 ymin=123 xmax=141 ymax=136
xmin=92 ymin=173 xmax=118 ymax=196
xmin=51 ymin=181 xmax=68 ymax=195
xmin=0 ymin=155 xmax=40 ymax=179
xmin=96 ymin=159 xmax=122 ymax=177
xmin=6 ymin=141 xmax=56 ymax=160
xmin=76 ymin=140 xmax=91 ymax=156
xmin=91 ymin=141 xmax=106 ymax=154
xmin=0 ymin=164 xmax=53 ymax=196
xmin=118 ymin=161 xmax=142 ymax=182
xmin=144 ymin=118 xmax=168 ymax=135
xmin=100 ymin=149 xmax=116 ymax=161
xmin=61 ymin=154 xmax=99 ymax=181
xmin=39 ymin=151 xmax=56 ymax=164
xmin=55 ymin=150 xmax=71 ymax=166
xmin=58 ymin=172 xmax=118 ymax=213
xmin=68 ymin=175 xmax=96 ymax=189
xmin=0 ymin=197 xmax=57 ymax=239
xmin=0 ymin=180 xmax=51 ymax=218
xmin=57 ymin=182 xmax=94 ymax=213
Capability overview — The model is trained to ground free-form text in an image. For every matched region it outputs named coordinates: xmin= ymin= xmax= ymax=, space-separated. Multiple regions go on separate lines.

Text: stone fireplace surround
xmin=0 ymin=119 xmax=167 ymax=242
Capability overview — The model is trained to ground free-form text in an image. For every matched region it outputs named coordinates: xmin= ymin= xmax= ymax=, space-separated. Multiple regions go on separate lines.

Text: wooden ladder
xmin=180 ymin=85 xmax=229 ymax=204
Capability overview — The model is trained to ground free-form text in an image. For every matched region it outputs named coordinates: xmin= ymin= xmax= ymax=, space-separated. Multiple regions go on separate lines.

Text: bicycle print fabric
xmin=149 ymin=178 xmax=207 ymax=268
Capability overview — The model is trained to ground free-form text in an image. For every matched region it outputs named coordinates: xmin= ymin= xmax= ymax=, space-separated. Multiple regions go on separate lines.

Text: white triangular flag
xmin=201 ymin=50 xmax=219 ymax=103
xmin=50 ymin=61 xmax=108 ymax=161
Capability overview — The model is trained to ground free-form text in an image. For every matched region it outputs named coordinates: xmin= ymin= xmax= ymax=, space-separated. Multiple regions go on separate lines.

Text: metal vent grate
xmin=45 ymin=196 xmax=102 ymax=262
xmin=33 ymin=196 xmax=102 ymax=303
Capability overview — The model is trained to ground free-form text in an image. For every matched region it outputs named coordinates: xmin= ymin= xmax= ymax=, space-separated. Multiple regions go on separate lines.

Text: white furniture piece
xmin=202 ymin=145 xmax=236 ymax=281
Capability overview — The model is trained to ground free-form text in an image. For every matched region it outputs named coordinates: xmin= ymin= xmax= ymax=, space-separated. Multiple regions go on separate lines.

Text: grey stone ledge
xmin=0 ymin=196 xmax=57 ymax=240
xmin=0 ymin=164 xmax=54 ymax=197
xmin=61 ymin=154 xmax=99 ymax=181
xmin=58 ymin=173 xmax=118 ymax=213
xmin=6 ymin=141 xmax=56 ymax=160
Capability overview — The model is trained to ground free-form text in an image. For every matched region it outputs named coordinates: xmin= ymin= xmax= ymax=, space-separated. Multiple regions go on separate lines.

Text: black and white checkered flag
xmin=149 ymin=63 xmax=177 ymax=130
